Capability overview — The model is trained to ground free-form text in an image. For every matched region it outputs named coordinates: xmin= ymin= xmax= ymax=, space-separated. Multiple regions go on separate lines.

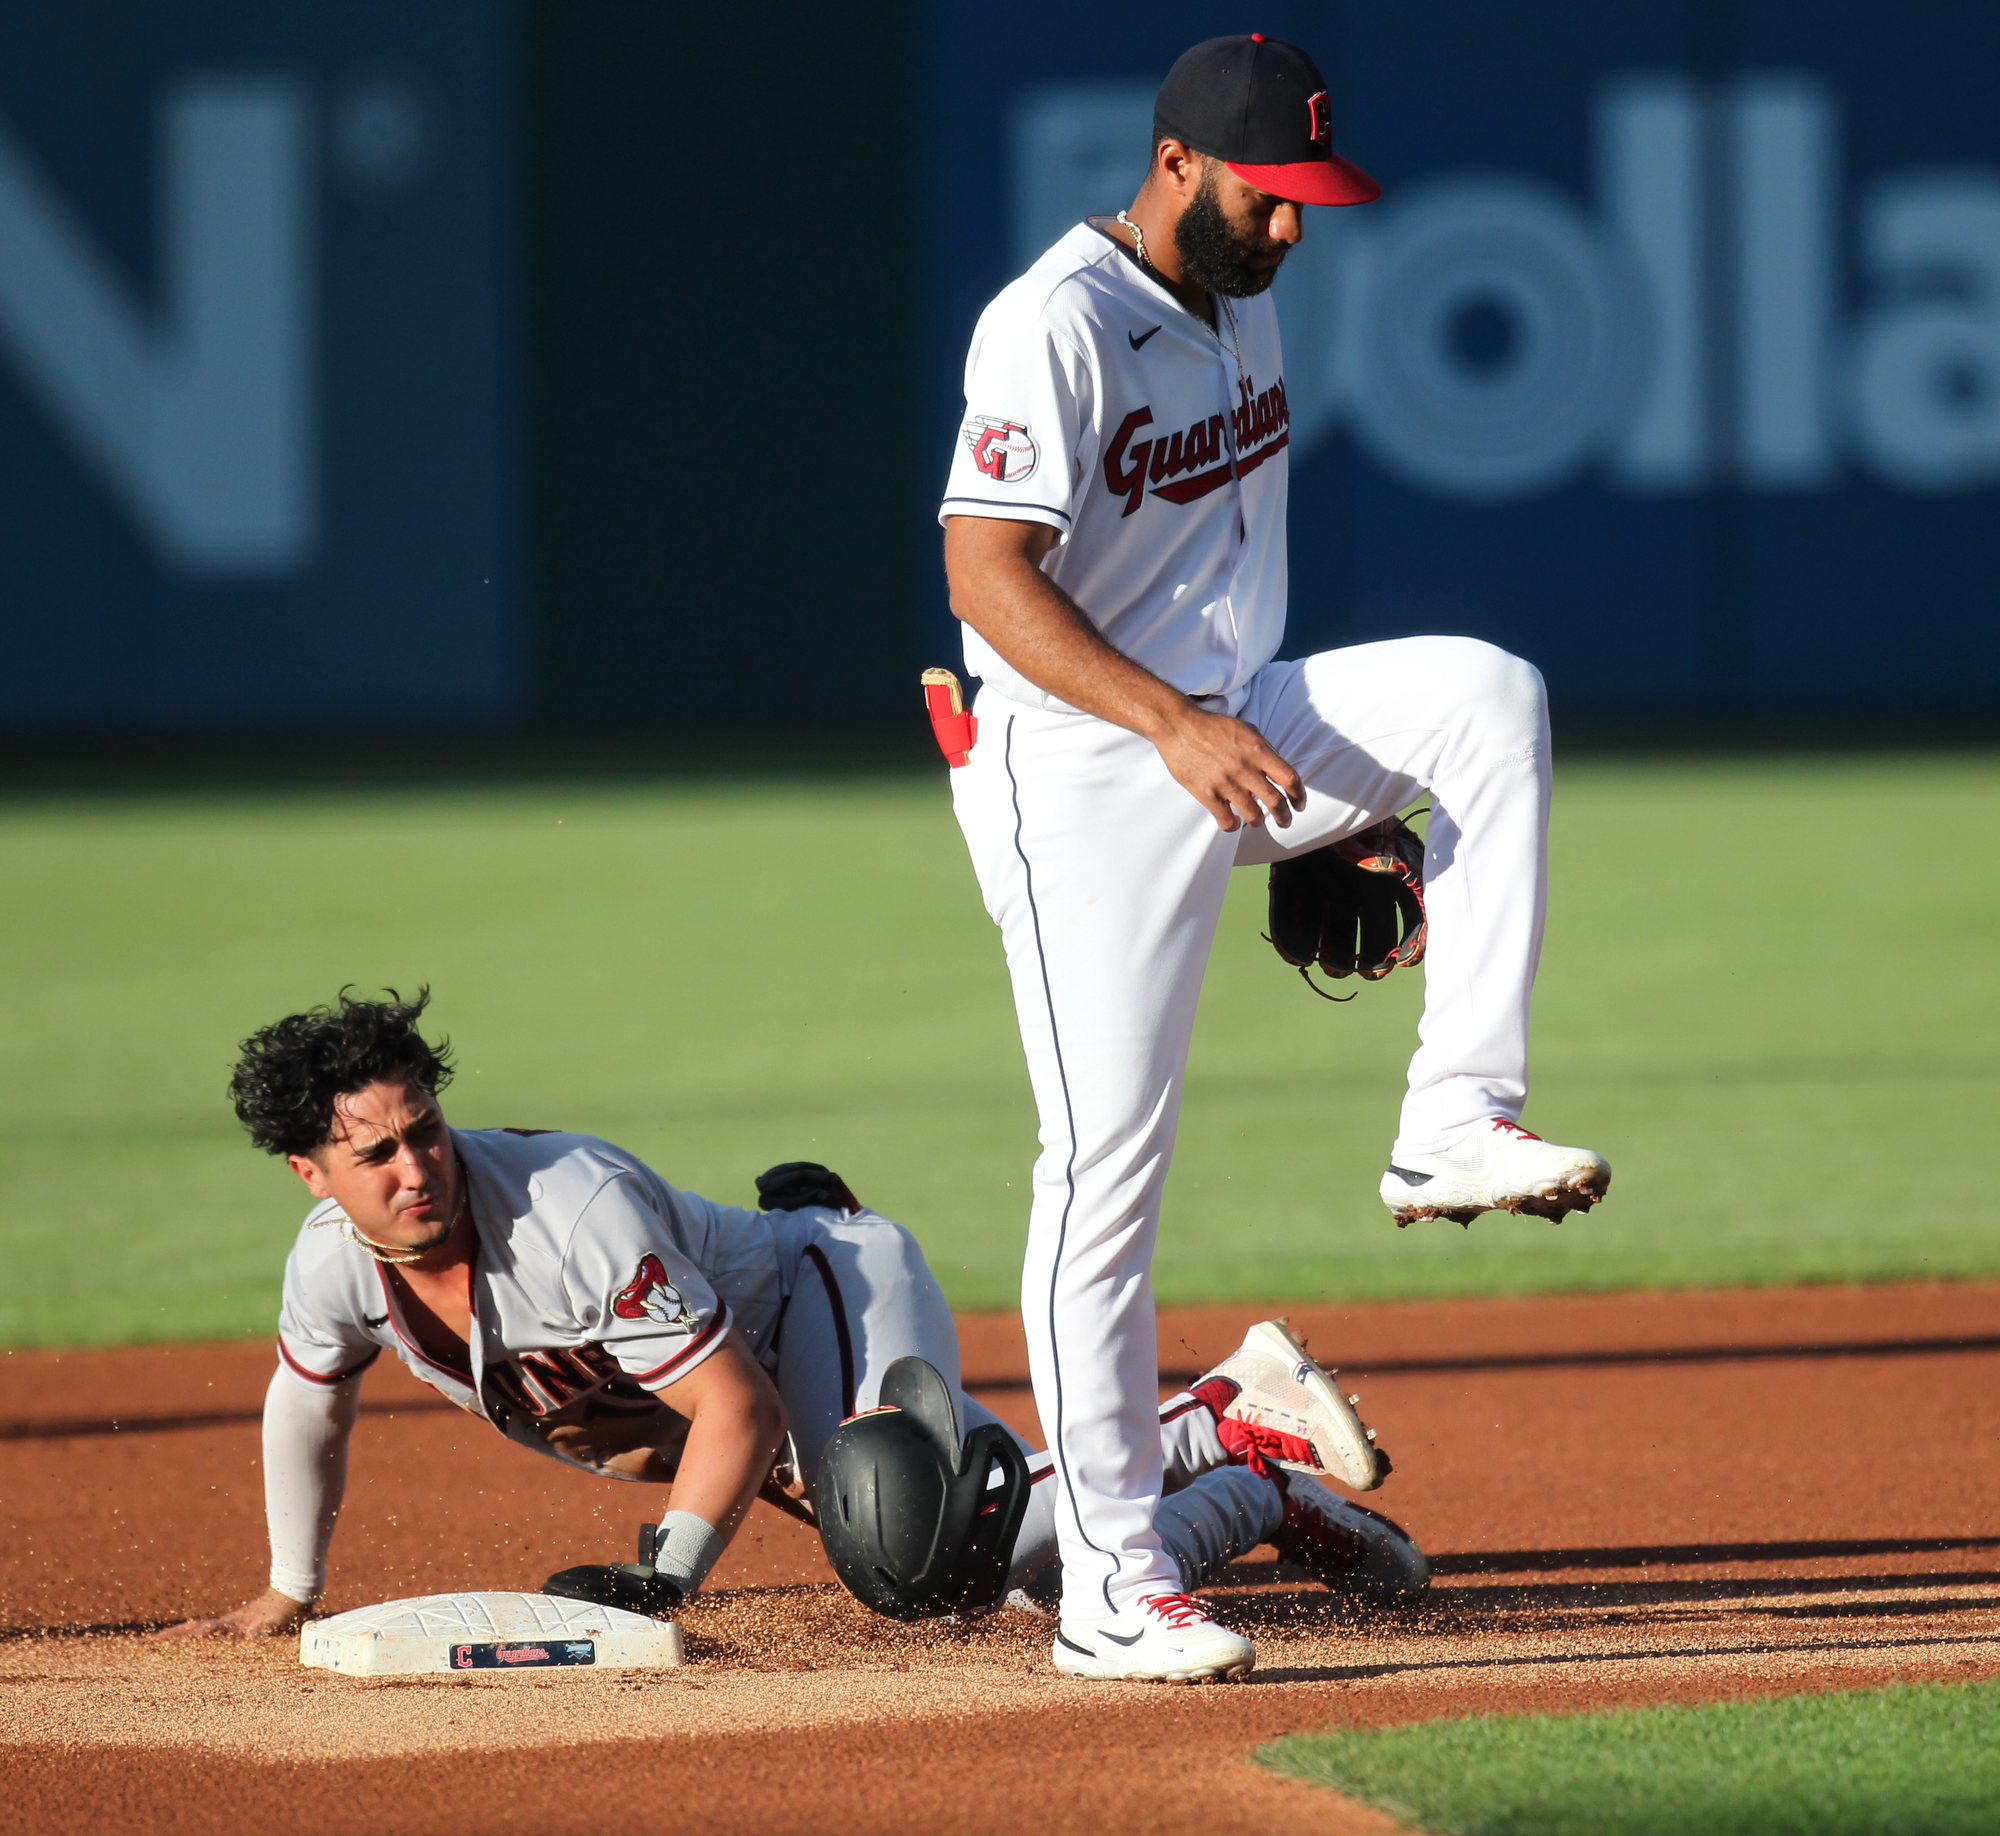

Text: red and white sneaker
xmin=1380 ymin=1118 xmax=1610 ymax=1227
xmin=1192 ymin=1317 xmax=1388 ymax=1492
xmin=1052 ymin=1592 xmax=1254 ymax=1683
xmin=1274 ymin=1472 xmax=1430 ymax=1603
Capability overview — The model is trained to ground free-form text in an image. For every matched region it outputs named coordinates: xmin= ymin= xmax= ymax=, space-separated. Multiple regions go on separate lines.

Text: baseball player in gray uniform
xmin=159 ymin=991 xmax=1425 ymax=1647
xmin=939 ymin=35 xmax=1611 ymax=1681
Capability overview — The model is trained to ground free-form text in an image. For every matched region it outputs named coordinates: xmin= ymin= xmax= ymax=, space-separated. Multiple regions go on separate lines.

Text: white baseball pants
xmin=950 ymin=636 xmax=1552 ymax=1621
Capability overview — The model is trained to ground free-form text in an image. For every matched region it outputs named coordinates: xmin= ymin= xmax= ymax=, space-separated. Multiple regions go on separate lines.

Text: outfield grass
xmin=1 ymin=752 xmax=1996 ymax=1345
xmin=1258 ymin=1680 xmax=2000 ymax=1835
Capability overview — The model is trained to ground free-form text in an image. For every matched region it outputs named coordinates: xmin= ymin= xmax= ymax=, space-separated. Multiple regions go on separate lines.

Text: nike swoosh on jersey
xmin=364 ymin=1313 xmax=389 ymax=1328
xmin=1128 ymin=325 xmax=1162 ymax=350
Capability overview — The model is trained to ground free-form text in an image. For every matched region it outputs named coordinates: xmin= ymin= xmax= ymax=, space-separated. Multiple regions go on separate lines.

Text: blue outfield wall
xmin=1 ymin=3 xmax=1994 ymax=732
xmin=921 ymin=1 xmax=2000 ymax=713
xmin=0 ymin=2 xmax=517 ymax=730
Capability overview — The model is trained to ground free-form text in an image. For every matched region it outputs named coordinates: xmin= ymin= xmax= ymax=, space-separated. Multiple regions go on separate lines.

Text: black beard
xmin=1174 ymin=173 xmax=1280 ymax=298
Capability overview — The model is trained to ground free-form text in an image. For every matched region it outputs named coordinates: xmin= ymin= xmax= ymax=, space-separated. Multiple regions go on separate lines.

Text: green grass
xmin=1258 ymin=1680 xmax=2000 ymax=1835
xmin=1 ymin=752 xmax=1997 ymax=1346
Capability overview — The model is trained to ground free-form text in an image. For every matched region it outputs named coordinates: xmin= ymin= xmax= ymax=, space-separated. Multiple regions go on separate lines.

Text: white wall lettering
xmin=1850 ymin=172 xmax=2000 ymax=489
xmin=1343 ymin=178 xmax=1640 ymax=497
xmin=1009 ymin=72 xmax=2000 ymax=499
xmin=1730 ymin=77 xmax=1839 ymax=488
xmin=0 ymin=77 xmax=315 ymax=573
xmin=1600 ymin=76 xmax=1708 ymax=489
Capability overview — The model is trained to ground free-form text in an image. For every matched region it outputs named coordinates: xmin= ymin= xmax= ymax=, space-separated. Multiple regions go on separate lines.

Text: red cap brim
xmin=1226 ymin=153 xmax=1381 ymax=207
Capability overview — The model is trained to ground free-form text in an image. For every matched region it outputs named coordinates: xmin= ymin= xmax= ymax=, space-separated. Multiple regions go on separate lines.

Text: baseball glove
xmin=1266 ymin=816 xmax=1428 ymax=1001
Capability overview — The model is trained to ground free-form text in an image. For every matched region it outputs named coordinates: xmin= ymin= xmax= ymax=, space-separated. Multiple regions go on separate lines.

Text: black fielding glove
xmin=1266 ymin=817 xmax=1428 ymax=1002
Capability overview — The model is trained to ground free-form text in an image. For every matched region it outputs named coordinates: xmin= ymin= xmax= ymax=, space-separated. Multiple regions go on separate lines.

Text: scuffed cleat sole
xmin=1383 ymin=1140 xmax=1611 ymax=1229
xmin=1053 ymin=1660 xmax=1254 ymax=1685
xmin=1391 ymin=1175 xmax=1607 ymax=1228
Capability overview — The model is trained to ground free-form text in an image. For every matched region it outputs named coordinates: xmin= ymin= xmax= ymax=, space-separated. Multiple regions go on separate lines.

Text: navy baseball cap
xmin=1154 ymin=34 xmax=1380 ymax=207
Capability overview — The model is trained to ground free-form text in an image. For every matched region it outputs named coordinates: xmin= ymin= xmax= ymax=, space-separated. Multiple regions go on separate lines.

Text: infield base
xmin=299 ymin=1590 xmax=684 ymax=1676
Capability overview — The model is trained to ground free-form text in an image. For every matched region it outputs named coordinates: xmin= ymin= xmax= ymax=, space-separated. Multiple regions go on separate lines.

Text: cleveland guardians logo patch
xmin=1308 ymin=91 xmax=1331 ymax=145
xmin=612 ymin=1254 xmax=697 ymax=1331
xmin=963 ymin=414 xmax=1039 ymax=483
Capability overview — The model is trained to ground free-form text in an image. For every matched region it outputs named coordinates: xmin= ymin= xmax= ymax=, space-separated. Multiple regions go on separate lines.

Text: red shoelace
xmin=1141 ymin=1592 xmax=1216 ymax=1629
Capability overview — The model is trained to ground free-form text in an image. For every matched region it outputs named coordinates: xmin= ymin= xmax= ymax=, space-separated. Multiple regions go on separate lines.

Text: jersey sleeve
xmin=561 ymin=1174 xmax=729 ymax=1391
xmin=939 ymin=299 xmax=1094 ymax=539
xmin=275 ymin=1236 xmax=382 ymax=1391
xmin=263 ymin=1361 xmax=361 ymax=1603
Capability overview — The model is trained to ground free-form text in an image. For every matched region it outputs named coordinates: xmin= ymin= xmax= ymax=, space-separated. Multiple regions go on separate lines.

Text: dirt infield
xmin=6 ymin=1281 xmax=2000 ymax=1834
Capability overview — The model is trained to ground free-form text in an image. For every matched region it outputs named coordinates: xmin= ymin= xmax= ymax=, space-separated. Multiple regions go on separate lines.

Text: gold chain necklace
xmin=327 ymin=1181 xmax=469 ymax=1266
xmin=1115 ymin=209 xmax=1155 ymax=273
xmin=1116 ymin=210 xmax=1246 ymax=389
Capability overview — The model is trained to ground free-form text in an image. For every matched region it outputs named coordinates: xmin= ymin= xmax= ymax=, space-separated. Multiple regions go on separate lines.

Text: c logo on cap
xmin=1307 ymin=91 xmax=1331 ymax=146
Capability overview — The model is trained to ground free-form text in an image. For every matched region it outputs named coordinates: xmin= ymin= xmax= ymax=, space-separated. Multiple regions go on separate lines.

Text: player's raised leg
xmin=1234 ymin=637 xmax=1610 ymax=1225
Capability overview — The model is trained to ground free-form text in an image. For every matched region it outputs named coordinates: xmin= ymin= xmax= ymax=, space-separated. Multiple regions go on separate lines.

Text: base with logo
xmin=299 ymin=1590 xmax=685 ymax=1676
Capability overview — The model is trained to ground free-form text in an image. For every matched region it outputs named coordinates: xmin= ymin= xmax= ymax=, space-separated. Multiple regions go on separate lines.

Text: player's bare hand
xmin=153 ymin=1587 xmax=310 ymax=1640
xmin=1153 ymin=706 xmax=1304 ymax=832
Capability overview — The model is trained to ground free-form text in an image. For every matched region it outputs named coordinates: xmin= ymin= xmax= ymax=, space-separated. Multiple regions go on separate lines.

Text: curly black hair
xmin=229 ymin=987 xmax=455 ymax=1157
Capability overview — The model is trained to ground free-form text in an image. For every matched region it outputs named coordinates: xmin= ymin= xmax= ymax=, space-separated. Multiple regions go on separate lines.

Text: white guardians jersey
xmin=939 ymin=220 xmax=1292 ymax=714
xmin=275 ymin=1128 xmax=784 ymax=1474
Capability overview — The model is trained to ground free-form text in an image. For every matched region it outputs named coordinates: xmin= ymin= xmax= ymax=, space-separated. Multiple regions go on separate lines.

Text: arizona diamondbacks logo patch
xmin=612 ymin=1253 xmax=698 ymax=1331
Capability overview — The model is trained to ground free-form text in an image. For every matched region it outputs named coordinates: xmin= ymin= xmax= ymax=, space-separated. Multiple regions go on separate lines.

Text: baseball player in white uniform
xmin=159 ymin=991 xmax=1426 ymax=1646
xmin=938 ymin=36 xmax=1611 ymax=1681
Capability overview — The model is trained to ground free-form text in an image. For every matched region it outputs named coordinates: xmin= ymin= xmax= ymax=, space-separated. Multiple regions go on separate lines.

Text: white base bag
xmin=299 ymin=1590 xmax=685 ymax=1677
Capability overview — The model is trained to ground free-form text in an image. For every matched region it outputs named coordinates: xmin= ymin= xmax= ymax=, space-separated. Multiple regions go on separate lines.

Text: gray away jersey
xmin=275 ymin=1128 xmax=783 ymax=1473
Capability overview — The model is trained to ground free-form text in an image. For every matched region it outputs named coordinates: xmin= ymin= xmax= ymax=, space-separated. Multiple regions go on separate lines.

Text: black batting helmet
xmin=817 ymin=1356 xmax=1030 ymax=1621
